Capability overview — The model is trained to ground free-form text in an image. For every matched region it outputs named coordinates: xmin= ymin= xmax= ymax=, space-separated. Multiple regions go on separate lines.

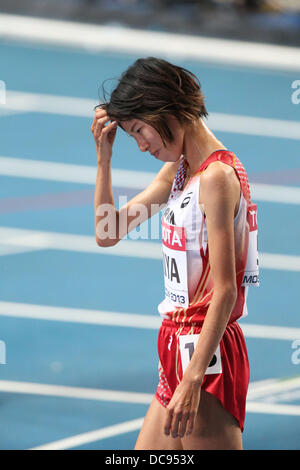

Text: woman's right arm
xmin=91 ymin=109 xmax=179 ymax=247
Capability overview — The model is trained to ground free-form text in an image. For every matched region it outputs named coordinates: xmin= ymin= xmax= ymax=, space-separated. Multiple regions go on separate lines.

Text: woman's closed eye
xmin=128 ymin=128 xmax=141 ymax=138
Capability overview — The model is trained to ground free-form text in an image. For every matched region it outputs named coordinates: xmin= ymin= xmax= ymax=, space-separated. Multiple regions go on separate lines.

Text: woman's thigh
xmin=135 ymin=391 xmax=242 ymax=450
xmin=182 ymin=389 xmax=243 ymax=450
xmin=134 ymin=397 xmax=183 ymax=450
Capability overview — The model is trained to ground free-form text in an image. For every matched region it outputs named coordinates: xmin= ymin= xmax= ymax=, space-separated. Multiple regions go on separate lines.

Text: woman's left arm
xmin=164 ymin=161 xmax=240 ymax=439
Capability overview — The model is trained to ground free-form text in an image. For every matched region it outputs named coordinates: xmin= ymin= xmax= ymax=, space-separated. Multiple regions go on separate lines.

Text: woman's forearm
xmin=94 ymin=161 xmax=118 ymax=246
xmin=184 ymin=287 xmax=237 ymax=384
xmin=91 ymin=108 xmax=119 ymax=246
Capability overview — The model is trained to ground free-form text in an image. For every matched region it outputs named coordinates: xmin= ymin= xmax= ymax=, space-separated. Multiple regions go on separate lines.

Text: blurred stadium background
xmin=1 ymin=0 xmax=300 ymax=45
xmin=0 ymin=0 xmax=300 ymax=450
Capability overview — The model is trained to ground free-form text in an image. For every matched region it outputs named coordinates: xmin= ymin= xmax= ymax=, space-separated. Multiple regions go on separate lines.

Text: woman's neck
xmin=182 ymin=119 xmax=226 ymax=174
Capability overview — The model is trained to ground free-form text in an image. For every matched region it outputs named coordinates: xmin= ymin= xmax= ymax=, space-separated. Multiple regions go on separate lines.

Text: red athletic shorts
xmin=155 ymin=319 xmax=250 ymax=432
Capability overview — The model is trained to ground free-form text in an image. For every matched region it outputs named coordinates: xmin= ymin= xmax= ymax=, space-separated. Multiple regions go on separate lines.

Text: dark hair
xmin=96 ymin=57 xmax=208 ymax=144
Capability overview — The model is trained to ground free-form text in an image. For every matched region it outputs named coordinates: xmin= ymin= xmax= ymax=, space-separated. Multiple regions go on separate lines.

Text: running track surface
xmin=0 ymin=15 xmax=300 ymax=450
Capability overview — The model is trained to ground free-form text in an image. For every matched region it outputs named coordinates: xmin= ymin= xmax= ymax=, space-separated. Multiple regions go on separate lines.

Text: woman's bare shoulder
xmin=199 ymin=161 xmax=240 ymax=209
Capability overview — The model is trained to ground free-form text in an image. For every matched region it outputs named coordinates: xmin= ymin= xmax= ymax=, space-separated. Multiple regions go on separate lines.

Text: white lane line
xmin=0 ymin=156 xmax=153 ymax=188
xmin=2 ymin=90 xmax=300 ymax=140
xmin=246 ymin=402 xmax=300 ymax=417
xmin=0 ymin=300 xmax=162 ymax=329
xmin=0 ymin=377 xmax=299 ymax=441
xmin=0 ymin=13 xmax=300 ymax=71
xmin=0 ymin=301 xmax=299 ymax=341
xmin=0 ymin=243 xmax=42 ymax=256
xmin=4 ymin=90 xmax=94 ymax=118
xmin=0 ymin=377 xmax=298 ymax=403
xmin=1 ymin=156 xmax=300 ymax=205
xmin=0 ymin=226 xmax=299 ymax=272
xmin=247 ymin=376 xmax=300 ymax=400
xmin=251 ymin=183 xmax=300 ymax=205
xmin=0 ymin=380 xmax=153 ymax=404
xmin=259 ymin=252 xmax=300 ymax=272
xmin=29 ymin=417 xmax=145 ymax=450
xmin=0 ymin=226 xmax=162 ymax=259
xmin=207 ymin=113 xmax=300 ymax=141
xmin=241 ymin=323 xmax=300 ymax=341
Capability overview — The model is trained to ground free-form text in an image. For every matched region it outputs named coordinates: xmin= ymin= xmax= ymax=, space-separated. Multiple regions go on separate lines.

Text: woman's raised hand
xmin=91 ymin=108 xmax=118 ymax=164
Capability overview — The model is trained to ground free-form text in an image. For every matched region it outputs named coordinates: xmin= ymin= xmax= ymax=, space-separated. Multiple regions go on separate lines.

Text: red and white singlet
xmin=155 ymin=150 xmax=259 ymax=431
xmin=158 ymin=149 xmax=259 ymax=323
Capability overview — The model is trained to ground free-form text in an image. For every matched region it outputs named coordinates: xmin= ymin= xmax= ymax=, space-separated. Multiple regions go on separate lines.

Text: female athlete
xmin=91 ymin=57 xmax=259 ymax=450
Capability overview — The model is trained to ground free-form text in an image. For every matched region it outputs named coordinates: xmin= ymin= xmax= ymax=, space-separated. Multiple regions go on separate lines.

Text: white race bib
xmin=179 ymin=334 xmax=222 ymax=375
xmin=162 ymin=219 xmax=189 ymax=308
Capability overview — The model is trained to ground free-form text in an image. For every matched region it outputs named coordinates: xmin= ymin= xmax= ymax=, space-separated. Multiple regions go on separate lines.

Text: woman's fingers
xmin=164 ymin=407 xmax=173 ymax=436
xmin=170 ymin=411 xmax=182 ymax=438
xmin=94 ymin=116 xmax=110 ymax=139
xmin=102 ymin=120 xmax=117 ymax=132
xmin=185 ymin=390 xmax=200 ymax=436
xmin=185 ymin=409 xmax=196 ymax=436
xmin=91 ymin=108 xmax=106 ymax=131
xmin=91 ymin=110 xmax=117 ymax=143
xmin=164 ymin=383 xmax=201 ymax=439
xmin=165 ymin=406 xmax=191 ymax=438
xmin=91 ymin=108 xmax=117 ymax=162
xmin=102 ymin=121 xmax=117 ymax=144
xmin=178 ymin=410 xmax=190 ymax=438
xmin=167 ymin=407 xmax=196 ymax=439
xmin=91 ymin=108 xmax=109 ymax=131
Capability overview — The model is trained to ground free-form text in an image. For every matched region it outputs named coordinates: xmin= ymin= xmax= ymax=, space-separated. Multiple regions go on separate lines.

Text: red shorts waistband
xmin=161 ymin=318 xmax=204 ymax=328
xmin=161 ymin=318 xmax=238 ymax=329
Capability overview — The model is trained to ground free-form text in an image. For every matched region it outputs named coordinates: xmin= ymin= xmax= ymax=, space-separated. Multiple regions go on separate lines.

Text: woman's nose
xmin=137 ymin=137 xmax=149 ymax=152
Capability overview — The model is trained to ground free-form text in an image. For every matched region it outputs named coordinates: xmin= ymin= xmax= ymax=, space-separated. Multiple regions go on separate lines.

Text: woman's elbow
xmin=227 ymin=287 xmax=237 ymax=307
xmin=95 ymin=236 xmax=119 ymax=248
xmin=215 ymin=284 xmax=237 ymax=307
xmin=95 ymin=212 xmax=120 ymax=247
